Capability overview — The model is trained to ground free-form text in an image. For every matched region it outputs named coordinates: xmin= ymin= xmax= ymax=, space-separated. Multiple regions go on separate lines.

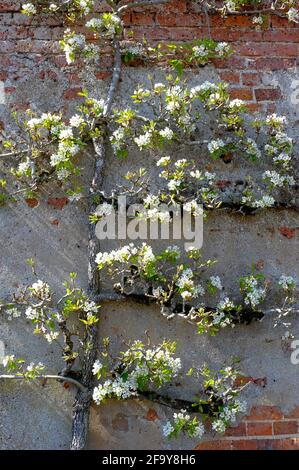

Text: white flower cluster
xmin=248 ymin=195 xmax=275 ymax=209
xmin=266 ymin=114 xmax=287 ymax=128
xmin=212 ymin=298 xmax=237 ymax=329
xmin=77 ymin=0 xmax=94 ymax=15
xmin=208 ymin=139 xmax=226 ymax=154
xmin=224 ymin=0 xmax=237 ymax=12
xmin=263 ymin=170 xmax=295 ymax=188
xmin=69 ymin=114 xmax=84 ymax=128
xmin=96 ymin=243 xmax=136 ymax=267
xmin=287 ymin=8 xmax=299 ymax=23
xmin=95 ymin=203 xmax=114 ymax=218
xmin=96 ymin=243 xmax=158 ymax=270
xmin=2 ymin=355 xmax=15 ymax=368
xmin=242 ymin=277 xmax=266 ymax=309
xmin=212 ymin=400 xmax=247 ymax=433
xmin=165 ymin=85 xmax=185 ymax=114
xmin=49 ymin=125 xmax=81 ymax=171
xmin=212 ymin=311 xmax=234 ymax=328
xmin=22 ymin=3 xmax=36 ymax=15
xmin=176 ymin=269 xmax=205 ymax=301
xmin=192 ymin=45 xmax=209 ymax=59
xmin=25 ymin=306 xmax=39 ymax=320
xmin=30 ymin=280 xmax=51 ymax=300
xmin=252 ymin=16 xmax=264 ymax=25
xmin=217 ymin=297 xmax=236 ymax=311
xmin=156 ymin=156 xmax=170 ymax=167
xmin=17 ymin=158 xmax=32 ymax=176
xmin=190 ymin=81 xmax=218 ymax=98
xmin=93 ymin=376 xmax=138 ymax=404
xmin=5 ymin=307 xmax=21 ymax=321
xmin=44 ymin=331 xmax=59 ymax=343
xmin=144 ymin=194 xmax=160 ymax=208
xmin=215 ymin=42 xmax=230 ymax=56
xmin=159 ymin=127 xmax=174 ymax=140
xmin=209 ymin=276 xmax=223 ymax=290
xmin=228 ymin=98 xmax=245 ymax=110
xmin=273 ymin=153 xmax=291 ymax=168
xmin=92 ymin=360 xmax=103 ymax=376
xmin=184 ymin=200 xmax=203 ymax=217
xmin=163 ymin=410 xmax=205 ymax=439
xmin=134 ymin=131 xmax=152 ymax=149
xmin=278 ymin=275 xmax=296 ymax=291
xmin=86 ymin=13 xmax=122 ymax=37
xmin=244 ymin=137 xmax=261 ymax=160
xmin=93 ymin=344 xmax=181 ymax=405
xmin=61 ymin=29 xmax=98 ymax=65
xmin=83 ymin=300 xmax=99 ymax=314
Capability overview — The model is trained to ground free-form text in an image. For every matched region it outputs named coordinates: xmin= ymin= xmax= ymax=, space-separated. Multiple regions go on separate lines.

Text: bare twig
xmin=0 ymin=149 xmax=29 ymax=159
xmin=118 ymin=0 xmax=170 ymax=13
xmin=0 ymin=374 xmax=87 ymax=392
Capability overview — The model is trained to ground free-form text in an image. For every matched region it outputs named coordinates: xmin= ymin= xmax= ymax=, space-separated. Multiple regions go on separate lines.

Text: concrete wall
xmin=0 ymin=1 xmax=299 ymax=450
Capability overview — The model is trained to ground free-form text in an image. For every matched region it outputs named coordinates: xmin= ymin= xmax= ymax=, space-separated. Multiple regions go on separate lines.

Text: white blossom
xmin=22 ymin=3 xmax=36 ymax=15
xmin=209 ymin=276 xmax=223 ymax=290
xmin=208 ymin=139 xmax=225 ymax=154
xmin=162 ymin=422 xmax=174 ymax=437
xmin=287 ymin=8 xmax=299 ymax=23
xmin=212 ymin=419 xmax=226 ymax=433
xmin=2 ymin=355 xmax=15 ymax=368
xmin=215 ymin=42 xmax=230 ymax=56
xmin=278 ymin=275 xmax=296 ymax=291
xmin=159 ymin=127 xmax=174 ymax=140
xmin=69 ymin=114 xmax=84 ymax=127
xmin=134 ymin=132 xmax=152 ymax=148
xmin=92 ymin=360 xmax=103 ymax=376
xmin=157 ymin=156 xmax=171 ymax=167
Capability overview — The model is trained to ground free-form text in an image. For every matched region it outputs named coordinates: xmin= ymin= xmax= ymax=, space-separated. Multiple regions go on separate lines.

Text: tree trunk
xmin=70 ymin=137 xmax=106 ymax=450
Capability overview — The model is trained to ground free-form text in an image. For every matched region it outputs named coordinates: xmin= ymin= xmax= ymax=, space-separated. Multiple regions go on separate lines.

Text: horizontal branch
xmin=140 ymin=390 xmax=196 ymax=412
xmin=0 ymin=149 xmax=29 ymax=159
xmin=224 ymin=8 xmax=285 ymax=18
xmin=118 ymin=0 xmax=170 ymax=13
xmin=0 ymin=374 xmax=87 ymax=392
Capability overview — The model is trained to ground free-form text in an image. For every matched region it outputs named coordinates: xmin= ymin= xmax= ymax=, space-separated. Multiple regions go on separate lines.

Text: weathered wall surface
xmin=0 ymin=1 xmax=299 ymax=450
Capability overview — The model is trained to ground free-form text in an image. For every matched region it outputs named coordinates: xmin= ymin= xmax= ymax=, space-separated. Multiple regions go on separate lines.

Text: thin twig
xmin=118 ymin=0 xmax=170 ymax=13
xmin=0 ymin=149 xmax=29 ymax=159
xmin=0 ymin=374 xmax=87 ymax=392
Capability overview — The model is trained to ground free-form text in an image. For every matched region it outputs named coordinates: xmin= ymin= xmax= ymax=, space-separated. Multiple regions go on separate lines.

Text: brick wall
xmin=196 ymin=405 xmax=299 ymax=450
xmin=1 ymin=0 xmax=298 ymax=115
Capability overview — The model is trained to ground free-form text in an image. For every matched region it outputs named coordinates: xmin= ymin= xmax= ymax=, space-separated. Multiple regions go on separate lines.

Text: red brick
xmin=272 ymin=438 xmax=299 ymax=450
xmin=225 ymin=422 xmax=246 ymax=437
xmin=231 ymin=439 xmax=258 ymax=450
xmin=248 ymin=57 xmax=296 ymax=70
xmin=219 ymin=71 xmax=240 ymax=84
xmin=273 ymin=421 xmax=298 ymax=435
xmin=247 ymin=422 xmax=273 ymax=436
xmin=236 ymin=42 xmax=298 ymax=57
xmin=255 ymin=88 xmax=282 ymax=101
xmin=242 ymin=72 xmax=261 ymax=87
xmin=246 ymin=405 xmax=284 ymax=421
xmin=287 ymin=407 xmax=299 ymax=419
xmin=195 ymin=440 xmax=233 ymax=450
xmin=229 ymin=88 xmax=253 ymax=101
xmin=131 ymin=12 xmax=155 ymax=25
xmin=156 ymin=12 xmax=203 ymax=27
xmin=63 ymin=88 xmax=82 ymax=100
xmin=0 ymin=1 xmax=20 ymax=12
